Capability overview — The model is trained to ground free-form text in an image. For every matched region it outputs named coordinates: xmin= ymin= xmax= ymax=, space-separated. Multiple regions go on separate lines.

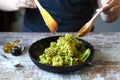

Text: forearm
xmin=97 ymin=0 xmax=120 ymax=22
xmin=0 ymin=0 xmax=19 ymax=11
xmin=0 ymin=0 xmax=36 ymax=11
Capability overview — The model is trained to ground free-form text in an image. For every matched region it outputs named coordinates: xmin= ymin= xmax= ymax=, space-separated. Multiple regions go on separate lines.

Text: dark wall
xmin=0 ymin=11 xmax=14 ymax=32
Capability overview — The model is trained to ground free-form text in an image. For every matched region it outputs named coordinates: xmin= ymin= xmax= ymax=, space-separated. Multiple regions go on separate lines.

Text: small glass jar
xmin=3 ymin=42 xmax=15 ymax=53
xmin=11 ymin=44 xmax=24 ymax=56
xmin=3 ymin=40 xmax=24 ymax=56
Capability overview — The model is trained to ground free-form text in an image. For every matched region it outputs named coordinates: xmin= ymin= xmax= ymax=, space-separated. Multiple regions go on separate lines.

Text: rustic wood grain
xmin=0 ymin=32 xmax=120 ymax=80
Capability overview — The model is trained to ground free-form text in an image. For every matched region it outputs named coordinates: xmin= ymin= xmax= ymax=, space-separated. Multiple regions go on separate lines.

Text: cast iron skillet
xmin=29 ymin=36 xmax=94 ymax=74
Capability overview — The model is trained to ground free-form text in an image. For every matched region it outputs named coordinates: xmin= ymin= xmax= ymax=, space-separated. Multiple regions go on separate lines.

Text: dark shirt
xmin=23 ymin=0 xmax=94 ymax=32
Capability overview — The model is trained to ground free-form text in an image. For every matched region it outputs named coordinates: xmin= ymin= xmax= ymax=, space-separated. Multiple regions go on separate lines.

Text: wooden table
xmin=0 ymin=32 xmax=120 ymax=80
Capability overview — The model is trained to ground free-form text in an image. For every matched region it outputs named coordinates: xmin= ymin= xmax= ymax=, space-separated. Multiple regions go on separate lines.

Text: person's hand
xmin=100 ymin=0 xmax=120 ymax=22
xmin=0 ymin=0 xmax=37 ymax=11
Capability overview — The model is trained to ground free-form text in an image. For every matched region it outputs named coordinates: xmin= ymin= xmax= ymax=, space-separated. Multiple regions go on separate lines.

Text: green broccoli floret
xmin=39 ymin=54 xmax=52 ymax=65
xmin=52 ymin=56 xmax=63 ymax=66
xmin=64 ymin=56 xmax=73 ymax=66
xmin=39 ymin=33 xmax=90 ymax=66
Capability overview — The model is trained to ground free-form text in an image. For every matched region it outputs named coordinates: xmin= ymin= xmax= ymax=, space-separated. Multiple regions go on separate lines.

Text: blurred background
xmin=0 ymin=10 xmax=120 ymax=32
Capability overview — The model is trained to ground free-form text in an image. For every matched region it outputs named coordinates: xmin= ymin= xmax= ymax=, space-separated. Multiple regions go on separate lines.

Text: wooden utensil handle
xmin=34 ymin=0 xmax=43 ymax=10
xmin=90 ymin=8 xmax=103 ymax=22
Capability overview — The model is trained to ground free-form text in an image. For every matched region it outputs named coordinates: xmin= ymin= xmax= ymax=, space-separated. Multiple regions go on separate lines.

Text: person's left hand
xmin=100 ymin=0 xmax=120 ymax=22
xmin=0 ymin=0 xmax=37 ymax=11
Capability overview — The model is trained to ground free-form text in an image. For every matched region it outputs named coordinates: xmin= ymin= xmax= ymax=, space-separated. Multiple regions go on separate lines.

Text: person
xmin=0 ymin=0 xmax=120 ymax=32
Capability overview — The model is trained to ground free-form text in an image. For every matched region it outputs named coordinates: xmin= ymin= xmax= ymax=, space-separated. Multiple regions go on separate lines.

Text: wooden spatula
xmin=34 ymin=0 xmax=58 ymax=34
xmin=77 ymin=8 xmax=103 ymax=37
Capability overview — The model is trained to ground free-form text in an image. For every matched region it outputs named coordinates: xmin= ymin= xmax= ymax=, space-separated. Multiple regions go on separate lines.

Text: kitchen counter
xmin=0 ymin=32 xmax=120 ymax=80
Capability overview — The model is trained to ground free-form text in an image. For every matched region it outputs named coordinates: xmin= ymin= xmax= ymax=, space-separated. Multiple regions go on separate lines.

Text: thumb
xmin=101 ymin=0 xmax=115 ymax=12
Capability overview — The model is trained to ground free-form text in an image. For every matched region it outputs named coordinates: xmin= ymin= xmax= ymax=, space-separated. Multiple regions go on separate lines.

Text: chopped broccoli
xmin=52 ymin=56 xmax=63 ymax=66
xmin=39 ymin=33 xmax=91 ymax=66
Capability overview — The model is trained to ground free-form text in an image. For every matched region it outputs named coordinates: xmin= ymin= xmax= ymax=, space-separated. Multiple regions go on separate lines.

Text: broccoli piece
xmin=64 ymin=56 xmax=73 ymax=66
xmin=52 ymin=56 xmax=63 ymax=66
xmin=39 ymin=54 xmax=52 ymax=65
xmin=39 ymin=33 xmax=89 ymax=66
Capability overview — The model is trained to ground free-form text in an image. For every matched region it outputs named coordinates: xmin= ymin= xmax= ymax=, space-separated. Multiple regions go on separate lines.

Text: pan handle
xmin=83 ymin=62 xmax=93 ymax=67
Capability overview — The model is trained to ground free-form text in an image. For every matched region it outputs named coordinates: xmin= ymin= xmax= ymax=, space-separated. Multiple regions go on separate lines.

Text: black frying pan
xmin=29 ymin=36 xmax=94 ymax=74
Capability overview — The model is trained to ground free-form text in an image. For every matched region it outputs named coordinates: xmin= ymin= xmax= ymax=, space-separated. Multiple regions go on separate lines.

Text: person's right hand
xmin=0 ymin=0 xmax=37 ymax=11
xmin=100 ymin=0 xmax=120 ymax=22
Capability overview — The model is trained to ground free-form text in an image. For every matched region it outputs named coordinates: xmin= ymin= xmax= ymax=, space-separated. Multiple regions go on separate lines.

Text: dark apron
xmin=23 ymin=0 xmax=94 ymax=32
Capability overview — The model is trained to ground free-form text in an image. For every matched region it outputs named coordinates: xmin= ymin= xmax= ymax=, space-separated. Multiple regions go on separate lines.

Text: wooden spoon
xmin=34 ymin=0 xmax=58 ymax=34
xmin=77 ymin=8 xmax=103 ymax=37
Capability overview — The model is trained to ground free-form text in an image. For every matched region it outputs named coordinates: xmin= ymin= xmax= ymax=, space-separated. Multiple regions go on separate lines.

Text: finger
xmin=110 ymin=4 xmax=119 ymax=12
xmin=102 ymin=0 xmax=116 ymax=11
xmin=102 ymin=4 xmax=120 ymax=16
xmin=111 ymin=4 xmax=120 ymax=15
xmin=26 ymin=0 xmax=37 ymax=8
xmin=17 ymin=0 xmax=37 ymax=8
xmin=106 ymin=0 xmax=112 ymax=4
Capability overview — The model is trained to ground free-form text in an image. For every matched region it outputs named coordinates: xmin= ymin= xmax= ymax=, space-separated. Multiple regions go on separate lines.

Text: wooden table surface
xmin=0 ymin=32 xmax=120 ymax=80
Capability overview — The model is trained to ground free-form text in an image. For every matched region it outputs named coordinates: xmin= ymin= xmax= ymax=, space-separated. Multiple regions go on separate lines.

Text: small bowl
xmin=29 ymin=35 xmax=94 ymax=74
